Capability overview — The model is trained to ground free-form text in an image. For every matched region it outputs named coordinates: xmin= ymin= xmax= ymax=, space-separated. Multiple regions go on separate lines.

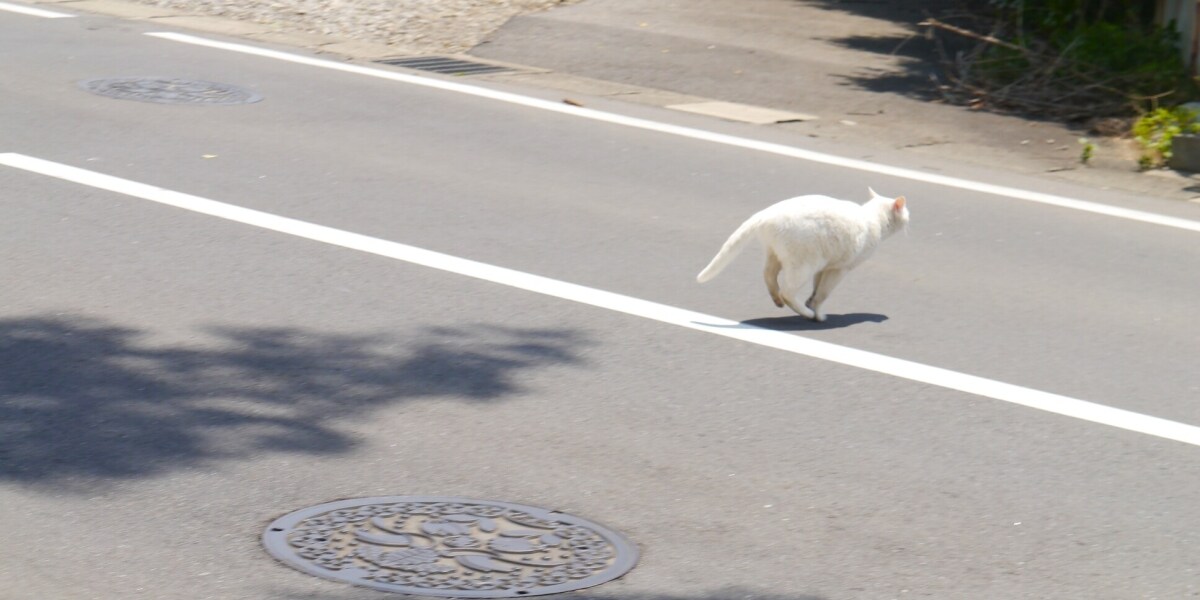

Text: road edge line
xmin=0 ymin=1 xmax=74 ymax=17
xmin=4 ymin=151 xmax=1199 ymax=449
xmin=141 ymin=31 xmax=1200 ymax=235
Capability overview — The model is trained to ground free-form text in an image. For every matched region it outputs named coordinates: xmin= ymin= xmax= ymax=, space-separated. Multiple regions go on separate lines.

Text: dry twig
xmin=919 ymin=18 xmax=1028 ymax=54
xmin=920 ymin=15 xmax=1172 ymax=119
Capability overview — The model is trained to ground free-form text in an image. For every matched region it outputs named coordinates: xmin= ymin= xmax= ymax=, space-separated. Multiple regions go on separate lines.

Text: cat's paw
xmin=803 ymin=297 xmax=825 ymax=321
xmin=784 ymin=301 xmax=815 ymax=319
xmin=803 ymin=298 xmax=824 ymax=321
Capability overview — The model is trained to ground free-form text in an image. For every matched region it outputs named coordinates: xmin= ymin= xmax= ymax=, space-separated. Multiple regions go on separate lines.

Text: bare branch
xmin=919 ymin=18 xmax=1030 ymax=54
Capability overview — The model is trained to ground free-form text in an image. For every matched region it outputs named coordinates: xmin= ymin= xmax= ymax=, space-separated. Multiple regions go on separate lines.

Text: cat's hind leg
xmin=779 ymin=261 xmax=820 ymax=319
xmin=806 ymin=268 xmax=848 ymax=322
xmin=763 ymin=250 xmax=784 ymax=308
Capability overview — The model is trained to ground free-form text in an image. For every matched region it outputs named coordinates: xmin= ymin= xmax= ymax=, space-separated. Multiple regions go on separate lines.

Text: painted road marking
xmin=0 ymin=1 xmax=73 ymax=17
xmin=3 ymin=151 xmax=1199 ymax=448
xmin=144 ymin=31 xmax=1200 ymax=235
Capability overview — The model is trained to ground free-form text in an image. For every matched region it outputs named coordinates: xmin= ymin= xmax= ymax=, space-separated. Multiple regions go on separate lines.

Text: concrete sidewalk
xmin=470 ymin=0 xmax=1200 ymax=202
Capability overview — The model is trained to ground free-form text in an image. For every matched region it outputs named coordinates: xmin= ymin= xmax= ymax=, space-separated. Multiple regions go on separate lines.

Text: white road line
xmin=4 ymin=151 xmax=1199 ymax=448
xmin=143 ymin=32 xmax=1200 ymax=235
xmin=0 ymin=1 xmax=72 ymax=17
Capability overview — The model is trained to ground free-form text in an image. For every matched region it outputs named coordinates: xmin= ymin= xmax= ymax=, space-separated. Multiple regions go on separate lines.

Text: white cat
xmin=697 ymin=188 xmax=909 ymax=321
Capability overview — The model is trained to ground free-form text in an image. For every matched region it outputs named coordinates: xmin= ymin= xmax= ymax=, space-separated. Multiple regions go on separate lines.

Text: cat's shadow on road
xmin=740 ymin=312 xmax=888 ymax=331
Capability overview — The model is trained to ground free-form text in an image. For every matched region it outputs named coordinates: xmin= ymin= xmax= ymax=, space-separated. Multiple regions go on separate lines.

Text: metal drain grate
xmin=376 ymin=56 xmax=513 ymax=76
xmin=263 ymin=496 xmax=639 ymax=597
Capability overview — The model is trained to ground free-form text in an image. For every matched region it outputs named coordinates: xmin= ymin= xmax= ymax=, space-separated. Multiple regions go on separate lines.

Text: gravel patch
xmin=128 ymin=0 xmax=577 ymax=54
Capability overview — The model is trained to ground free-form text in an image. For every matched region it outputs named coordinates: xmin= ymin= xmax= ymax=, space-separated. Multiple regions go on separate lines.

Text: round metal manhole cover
xmin=263 ymin=496 xmax=639 ymax=598
xmin=78 ymin=77 xmax=262 ymax=105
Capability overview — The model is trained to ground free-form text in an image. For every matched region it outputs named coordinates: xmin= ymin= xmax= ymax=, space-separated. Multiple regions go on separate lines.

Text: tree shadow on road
xmin=0 ymin=315 xmax=589 ymax=491
xmin=801 ymin=0 xmax=986 ymax=102
xmin=800 ymin=0 xmax=987 ymax=29
xmin=827 ymin=35 xmax=945 ymax=100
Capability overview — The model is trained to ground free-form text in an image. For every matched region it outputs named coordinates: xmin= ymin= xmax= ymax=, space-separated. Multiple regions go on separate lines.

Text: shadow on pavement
xmin=828 ymin=34 xmax=944 ymax=99
xmin=804 ymin=0 xmax=986 ymax=101
xmin=802 ymin=0 xmax=980 ymax=25
xmin=0 ymin=314 xmax=588 ymax=490
xmin=741 ymin=313 xmax=888 ymax=331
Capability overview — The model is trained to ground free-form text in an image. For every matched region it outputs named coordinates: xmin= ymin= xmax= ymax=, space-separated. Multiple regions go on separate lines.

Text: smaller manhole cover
xmin=376 ymin=56 xmax=513 ymax=76
xmin=263 ymin=496 xmax=638 ymax=598
xmin=78 ymin=77 xmax=262 ymax=105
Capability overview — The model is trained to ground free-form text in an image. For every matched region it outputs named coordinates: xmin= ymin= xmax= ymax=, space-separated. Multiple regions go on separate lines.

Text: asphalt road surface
xmin=3 ymin=6 xmax=1200 ymax=600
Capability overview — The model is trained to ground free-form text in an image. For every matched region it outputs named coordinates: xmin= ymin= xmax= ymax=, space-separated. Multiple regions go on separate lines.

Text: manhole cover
xmin=78 ymin=77 xmax=262 ymax=105
xmin=263 ymin=496 xmax=639 ymax=598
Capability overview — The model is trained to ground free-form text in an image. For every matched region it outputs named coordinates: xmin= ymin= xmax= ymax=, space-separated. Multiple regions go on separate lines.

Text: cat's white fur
xmin=697 ymin=188 xmax=909 ymax=321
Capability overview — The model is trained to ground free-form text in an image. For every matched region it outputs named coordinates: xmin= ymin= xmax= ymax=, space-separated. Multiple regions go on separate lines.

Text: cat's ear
xmin=868 ymin=187 xmax=880 ymax=198
xmin=893 ymin=196 xmax=907 ymax=212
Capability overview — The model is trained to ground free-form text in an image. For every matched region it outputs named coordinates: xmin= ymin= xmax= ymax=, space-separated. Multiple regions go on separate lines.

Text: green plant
xmin=1132 ymin=106 xmax=1200 ymax=168
xmin=932 ymin=1 xmax=1194 ymax=118
xmin=1078 ymin=138 xmax=1095 ymax=164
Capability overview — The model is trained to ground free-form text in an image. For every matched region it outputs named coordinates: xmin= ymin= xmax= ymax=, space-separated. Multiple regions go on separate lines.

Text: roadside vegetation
xmin=922 ymin=0 xmax=1200 ymax=167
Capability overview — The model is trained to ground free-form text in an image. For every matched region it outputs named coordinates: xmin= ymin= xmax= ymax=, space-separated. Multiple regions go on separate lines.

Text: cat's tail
xmin=696 ymin=216 xmax=761 ymax=283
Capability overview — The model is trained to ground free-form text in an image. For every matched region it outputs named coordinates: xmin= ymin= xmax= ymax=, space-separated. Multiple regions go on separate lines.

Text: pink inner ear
xmin=894 ymin=196 xmax=906 ymax=211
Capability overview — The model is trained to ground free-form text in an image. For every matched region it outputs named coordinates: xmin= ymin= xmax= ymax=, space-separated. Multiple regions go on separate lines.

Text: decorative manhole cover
xmin=78 ymin=77 xmax=262 ymax=105
xmin=263 ymin=496 xmax=639 ymax=597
